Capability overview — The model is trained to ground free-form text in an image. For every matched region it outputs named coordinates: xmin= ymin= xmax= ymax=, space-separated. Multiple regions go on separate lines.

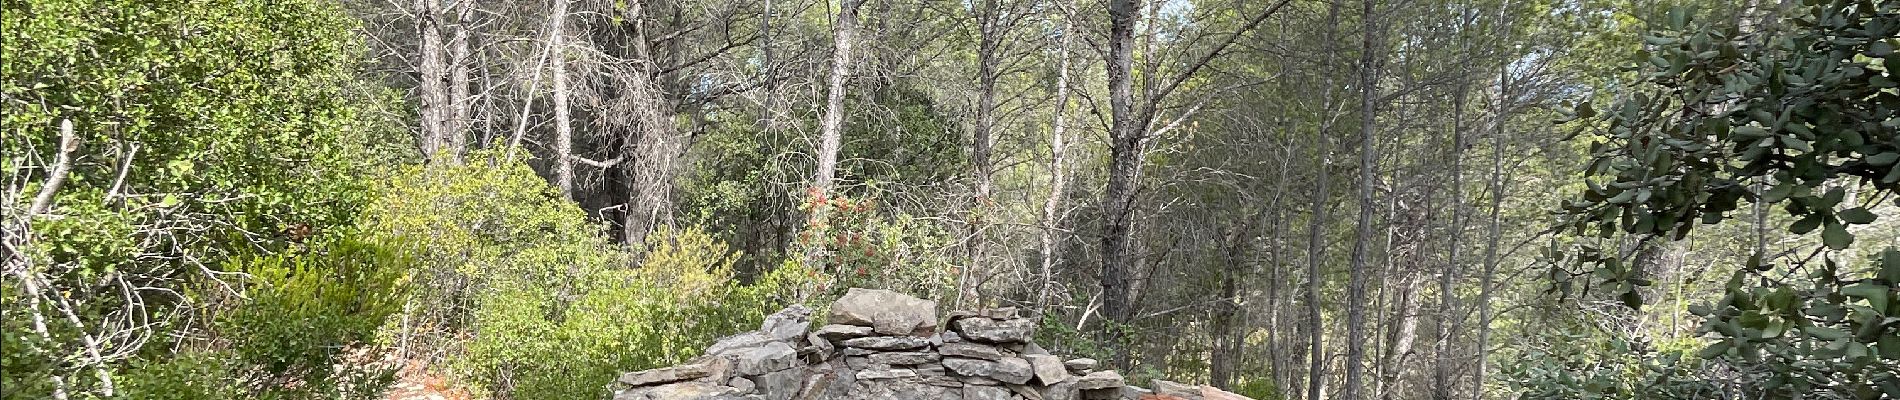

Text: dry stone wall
xmin=610 ymin=288 xmax=1252 ymax=400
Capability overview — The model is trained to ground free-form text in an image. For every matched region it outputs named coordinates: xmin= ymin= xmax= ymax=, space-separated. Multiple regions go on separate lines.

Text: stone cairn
xmin=611 ymin=288 xmax=1252 ymax=400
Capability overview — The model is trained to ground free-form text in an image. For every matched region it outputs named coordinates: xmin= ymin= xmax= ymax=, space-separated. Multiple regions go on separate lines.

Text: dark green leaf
xmin=1839 ymin=207 xmax=1878 ymax=224
xmin=1822 ymin=221 xmax=1853 ymax=250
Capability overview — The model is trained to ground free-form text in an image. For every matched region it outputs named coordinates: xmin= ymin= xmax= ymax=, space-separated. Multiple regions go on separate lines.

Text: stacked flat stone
xmin=609 ymin=288 xmax=1254 ymax=400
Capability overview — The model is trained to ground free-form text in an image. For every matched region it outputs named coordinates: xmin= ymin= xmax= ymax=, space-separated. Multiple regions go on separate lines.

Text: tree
xmin=1557 ymin=2 xmax=1899 ymax=397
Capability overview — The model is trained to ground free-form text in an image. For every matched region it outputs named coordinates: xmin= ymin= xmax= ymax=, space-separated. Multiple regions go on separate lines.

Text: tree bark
xmin=1036 ymin=3 xmax=1075 ymax=318
xmin=960 ymin=0 xmax=1004 ymax=310
xmin=1306 ymin=2 xmax=1343 ymax=398
xmin=1343 ymin=0 xmax=1383 ymax=396
xmin=1432 ymin=14 xmax=1472 ymax=399
xmin=1472 ymin=67 xmax=1509 ymax=400
xmin=415 ymin=0 xmax=449 ymax=159
xmin=551 ymin=0 xmax=574 ymax=197
xmin=1099 ymin=0 xmax=1141 ymax=368
xmin=812 ymin=0 xmax=865 ymax=193
xmin=446 ymin=0 xmax=473 ymax=160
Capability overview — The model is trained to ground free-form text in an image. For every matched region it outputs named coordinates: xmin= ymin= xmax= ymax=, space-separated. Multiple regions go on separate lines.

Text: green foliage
xmin=2 ymin=0 xmax=402 ymax=397
xmin=1501 ymin=329 xmax=1719 ymax=399
xmin=459 ymin=226 xmax=811 ymax=399
xmin=213 ymin=238 xmax=406 ymax=399
xmin=359 ymin=151 xmax=623 ymax=337
xmin=108 ymin=238 xmax=406 ymax=400
xmin=794 ymin=190 xmax=958 ymax=300
xmin=1557 ymin=2 xmax=1900 ymax=397
xmin=361 ymin=155 xmax=820 ymax=398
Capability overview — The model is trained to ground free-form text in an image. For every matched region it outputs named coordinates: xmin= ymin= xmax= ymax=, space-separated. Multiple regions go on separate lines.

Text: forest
xmin=2 ymin=0 xmax=1896 ymax=398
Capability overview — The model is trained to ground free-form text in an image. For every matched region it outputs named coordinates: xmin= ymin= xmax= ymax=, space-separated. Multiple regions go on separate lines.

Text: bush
xmin=460 ymin=226 xmax=809 ymax=399
xmin=360 ymin=154 xmax=820 ymax=398
xmin=108 ymin=238 xmax=406 ymax=400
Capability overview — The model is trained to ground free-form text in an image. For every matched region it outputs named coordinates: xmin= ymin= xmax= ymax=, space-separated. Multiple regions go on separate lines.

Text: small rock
xmin=952 ymin=317 xmax=1035 ymax=344
xmin=804 ymin=332 xmax=835 ymax=359
xmin=868 ymin=351 xmax=942 ymax=365
xmin=840 ymin=335 xmax=931 ymax=350
xmin=965 ymin=384 xmax=1014 ymax=400
xmin=760 ymin=305 xmax=813 ymax=342
xmin=813 ymin=324 xmax=877 ymax=342
xmin=940 ymin=342 xmax=1008 ymax=360
xmin=856 ymin=368 xmax=920 ymax=380
xmin=1064 ymin=358 xmax=1098 ymax=373
xmin=727 ymin=377 xmax=756 ymax=394
xmin=1074 ymin=370 xmax=1124 ymax=390
xmin=1025 ymin=354 xmax=1069 ymax=385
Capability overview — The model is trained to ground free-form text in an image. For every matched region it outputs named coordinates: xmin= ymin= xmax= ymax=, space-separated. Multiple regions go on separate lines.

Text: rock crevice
xmin=611 ymin=288 xmax=1250 ymax=400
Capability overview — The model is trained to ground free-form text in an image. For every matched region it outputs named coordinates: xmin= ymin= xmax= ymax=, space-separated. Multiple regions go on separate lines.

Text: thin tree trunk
xmin=445 ymin=0 xmax=472 ymax=160
xmin=1305 ymin=1 xmax=1345 ymax=399
xmin=551 ymin=0 xmax=574 ymax=196
xmin=1099 ymin=0 xmax=1142 ymax=368
xmin=960 ymin=0 xmax=1003 ymax=310
xmin=1433 ymin=7 xmax=1473 ymax=397
xmin=1472 ymin=67 xmax=1509 ymax=400
xmin=1036 ymin=3 xmax=1075 ymax=317
xmin=812 ymin=0 xmax=865 ymax=192
xmin=1344 ymin=0 xmax=1383 ymax=396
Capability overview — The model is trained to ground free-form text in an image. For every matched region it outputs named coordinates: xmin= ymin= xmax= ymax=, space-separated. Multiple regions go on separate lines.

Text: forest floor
xmin=381 ymin=361 xmax=471 ymax=400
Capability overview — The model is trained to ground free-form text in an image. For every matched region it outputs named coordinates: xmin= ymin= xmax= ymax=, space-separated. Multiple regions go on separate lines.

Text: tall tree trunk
xmin=551 ymin=0 xmax=574 ymax=197
xmin=1099 ymin=0 xmax=1141 ymax=368
xmin=1306 ymin=2 xmax=1343 ymax=399
xmin=961 ymin=0 xmax=1003 ymax=309
xmin=445 ymin=0 xmax=472 ymax=160
xmin=1344 ymin=0 xmax=1383 ymax=396
xmin=415 ymin=0 xmax=449 ymax=159
xmin=812 ymin=0 xmax=865 ymax=192
xmin=1432 ymin=21 xmax=1471 ymax=400
xmin=1472 ymin=67 xmax=1509 ymax=400
xmin=1036 ymin=3 xmax=1075 ymax=317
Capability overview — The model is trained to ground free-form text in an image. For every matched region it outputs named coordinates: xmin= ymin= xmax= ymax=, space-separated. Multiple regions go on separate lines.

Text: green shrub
xmin=106 ymin=238 xmax=407 ymax=400
xmin=460 ymin=226 xmax=810 ymax=399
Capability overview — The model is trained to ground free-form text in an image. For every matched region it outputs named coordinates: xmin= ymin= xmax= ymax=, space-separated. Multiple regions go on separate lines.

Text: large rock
xmin=619 ymin=358 xmax=723 ymax=386
xmin=705 ymin=331 xmax=775 ymax=356
xmin=846 ymin=379 xmax=963 ymax=399
xmin=1074 ymin=370 xmax=1125 ymax=390
xmin=829 ymin=288 xmax=939 ymax=336
xmin=951 ymin=317 xmax=1035 ymax=344
xmin=749 ymin=368 xmax=807 ymax=400
xmin=617 ymin=381 xmax=744 ymax=400
xmin=944 ymin=357 xmax=1033 ymax=385
xmin=1150 ymin=380 xmax=1202 ymax=400
xmin=731 ymin=341 xmax=799 ymax=375
xmin=1024 ymin=354 xmax=1069 ymax=385
xmin=760 ymin=305 xmax=814 ymax=342
xmin=1200 ymin=386 xmax=1251 ymax=400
